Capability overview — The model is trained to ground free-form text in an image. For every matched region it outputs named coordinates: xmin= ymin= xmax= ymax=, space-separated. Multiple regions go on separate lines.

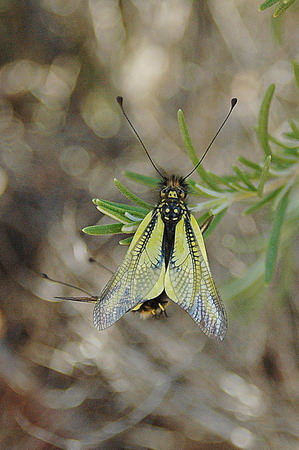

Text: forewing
xmin=93 ymin=210 xmax=165 ymax=330
xmin=165 ymin=213 xmax=227 ymax=340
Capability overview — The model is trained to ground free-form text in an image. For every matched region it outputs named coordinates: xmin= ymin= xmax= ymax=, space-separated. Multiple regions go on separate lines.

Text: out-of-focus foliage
xmin=259 ymin=0 xmax=298 ymax=17
xmin=0 ymin=1 xmax=298 ymax=449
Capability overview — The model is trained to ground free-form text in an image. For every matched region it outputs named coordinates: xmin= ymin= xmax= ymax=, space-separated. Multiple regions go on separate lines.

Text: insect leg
xmin=199 ymin=215 xmax=214 ymax=234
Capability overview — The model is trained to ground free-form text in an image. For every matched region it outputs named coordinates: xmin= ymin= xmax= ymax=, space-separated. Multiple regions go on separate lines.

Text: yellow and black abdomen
xmin=159 ymin=198 xmax=187 ymax=267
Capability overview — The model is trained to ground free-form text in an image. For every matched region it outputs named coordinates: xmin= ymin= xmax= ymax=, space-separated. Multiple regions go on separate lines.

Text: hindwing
xmin=165 ymin=212 xmax=227 ymax=340
xmin=93 ymin=209 xmax=165 ymax=330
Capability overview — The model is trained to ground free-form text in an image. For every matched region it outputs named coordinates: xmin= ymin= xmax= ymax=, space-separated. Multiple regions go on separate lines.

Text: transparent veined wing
xmin=165 ymin=213 xmax=227 ymax=340
xmin=93 ymin=209 xmax=166 ymax=330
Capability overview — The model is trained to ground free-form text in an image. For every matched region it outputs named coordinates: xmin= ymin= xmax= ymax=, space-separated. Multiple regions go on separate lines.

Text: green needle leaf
xmin=265 ymin=189 xmax=290 ymax=284
xmin=232 ymin=165 xmax=257 ymax=191
xmin=243 ymin=187 xmax=282 ymax=215
xmin=92 ymin=199 xmax=132 ymax=223
xmin=114 ymin=178 xmax=154 ymax=210
xmin=259 ymin=0 xmax=280 ymax=11
xmin=197 ymin=210 xmax=213 ymax=226
xmin=119 ymin=236 xmax=133 ymax=246
xmin=203 ymin=208 xmax=228 ymax=239
xmin=257 ymin=155 xmax=272 ymax=197
xmin=83 ymin=223 xmax=123 ymax=235
xmin=259 ymin=0 xmax=297 ymax=16
xmin=273 ymin=0 xmax=297 ymax=17
xmin=192 ymin=182 xmax=229 ymax=198
xmin=292 ymin=60 xmax=299 ymax=92
xmin=257 ymin=84 xmax=275 ymax=156
xmin=177 ymin=109 xmax=218 ymax=189
xmin=289 ymin=120 xmax=299 ymax=136
xmin=124 ymin=171 xmax=160 ymax=187
xmin=93 ymin=199 xmax=149 ymax=215
xmin=270 ymin=134 xmax=299 ymax=150
xmin=239 ymin=157 xmax=262 ymax=172
xmin=177 ymin=109 xmax=198 ymax=167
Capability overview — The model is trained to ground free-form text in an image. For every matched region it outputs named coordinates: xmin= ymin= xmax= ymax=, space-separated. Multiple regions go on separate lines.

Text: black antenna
xmin=116 ymin=96 xmax=166 ymax=179
xmin=88 ymin=257 xmax=113 ymax=274
xmin=182 ymin=98 xmax=238 ymax=180
xmin=41 ymin=273 xmax=96 ymax=298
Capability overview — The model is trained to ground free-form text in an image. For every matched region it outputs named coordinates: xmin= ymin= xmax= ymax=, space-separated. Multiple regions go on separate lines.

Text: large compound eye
xmin=178 ymin=188 xmax=186 ymax=199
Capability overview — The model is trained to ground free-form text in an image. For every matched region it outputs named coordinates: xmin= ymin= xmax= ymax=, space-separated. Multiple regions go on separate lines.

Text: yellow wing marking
xmin=165 ymin=213 xmax=227 ymax=340
xmin=93 ymin=210 xmax=165 ymax=330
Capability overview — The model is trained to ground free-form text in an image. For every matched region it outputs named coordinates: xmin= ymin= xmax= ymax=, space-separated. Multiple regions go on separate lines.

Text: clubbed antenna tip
xmin=116 ymin=96 xmax=165 ymax=179
xmin=182 ymin=96 xmax=238 ymax=180
xmin=116 ymin=96 xmax=123 ymax=107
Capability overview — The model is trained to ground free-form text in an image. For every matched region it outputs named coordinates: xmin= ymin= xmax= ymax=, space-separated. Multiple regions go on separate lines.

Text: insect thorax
xmin=158 ymin=175 xmax=189 ymax=224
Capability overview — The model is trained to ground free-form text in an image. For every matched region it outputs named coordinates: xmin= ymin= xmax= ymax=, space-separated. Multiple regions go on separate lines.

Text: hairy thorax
xmin=158 ymin=175 xmax=189 ymax=225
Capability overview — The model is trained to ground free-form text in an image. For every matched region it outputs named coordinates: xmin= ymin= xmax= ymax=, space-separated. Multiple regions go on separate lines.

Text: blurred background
xmin=0 ymin=1 xmax=298 ymax=449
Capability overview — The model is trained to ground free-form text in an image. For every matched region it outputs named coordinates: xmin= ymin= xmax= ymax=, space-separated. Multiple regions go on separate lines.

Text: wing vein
xmin=165 ymin=212 xmax=227 ymax=340
xmin=93 ymin=210 xmax=166 ymax=330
